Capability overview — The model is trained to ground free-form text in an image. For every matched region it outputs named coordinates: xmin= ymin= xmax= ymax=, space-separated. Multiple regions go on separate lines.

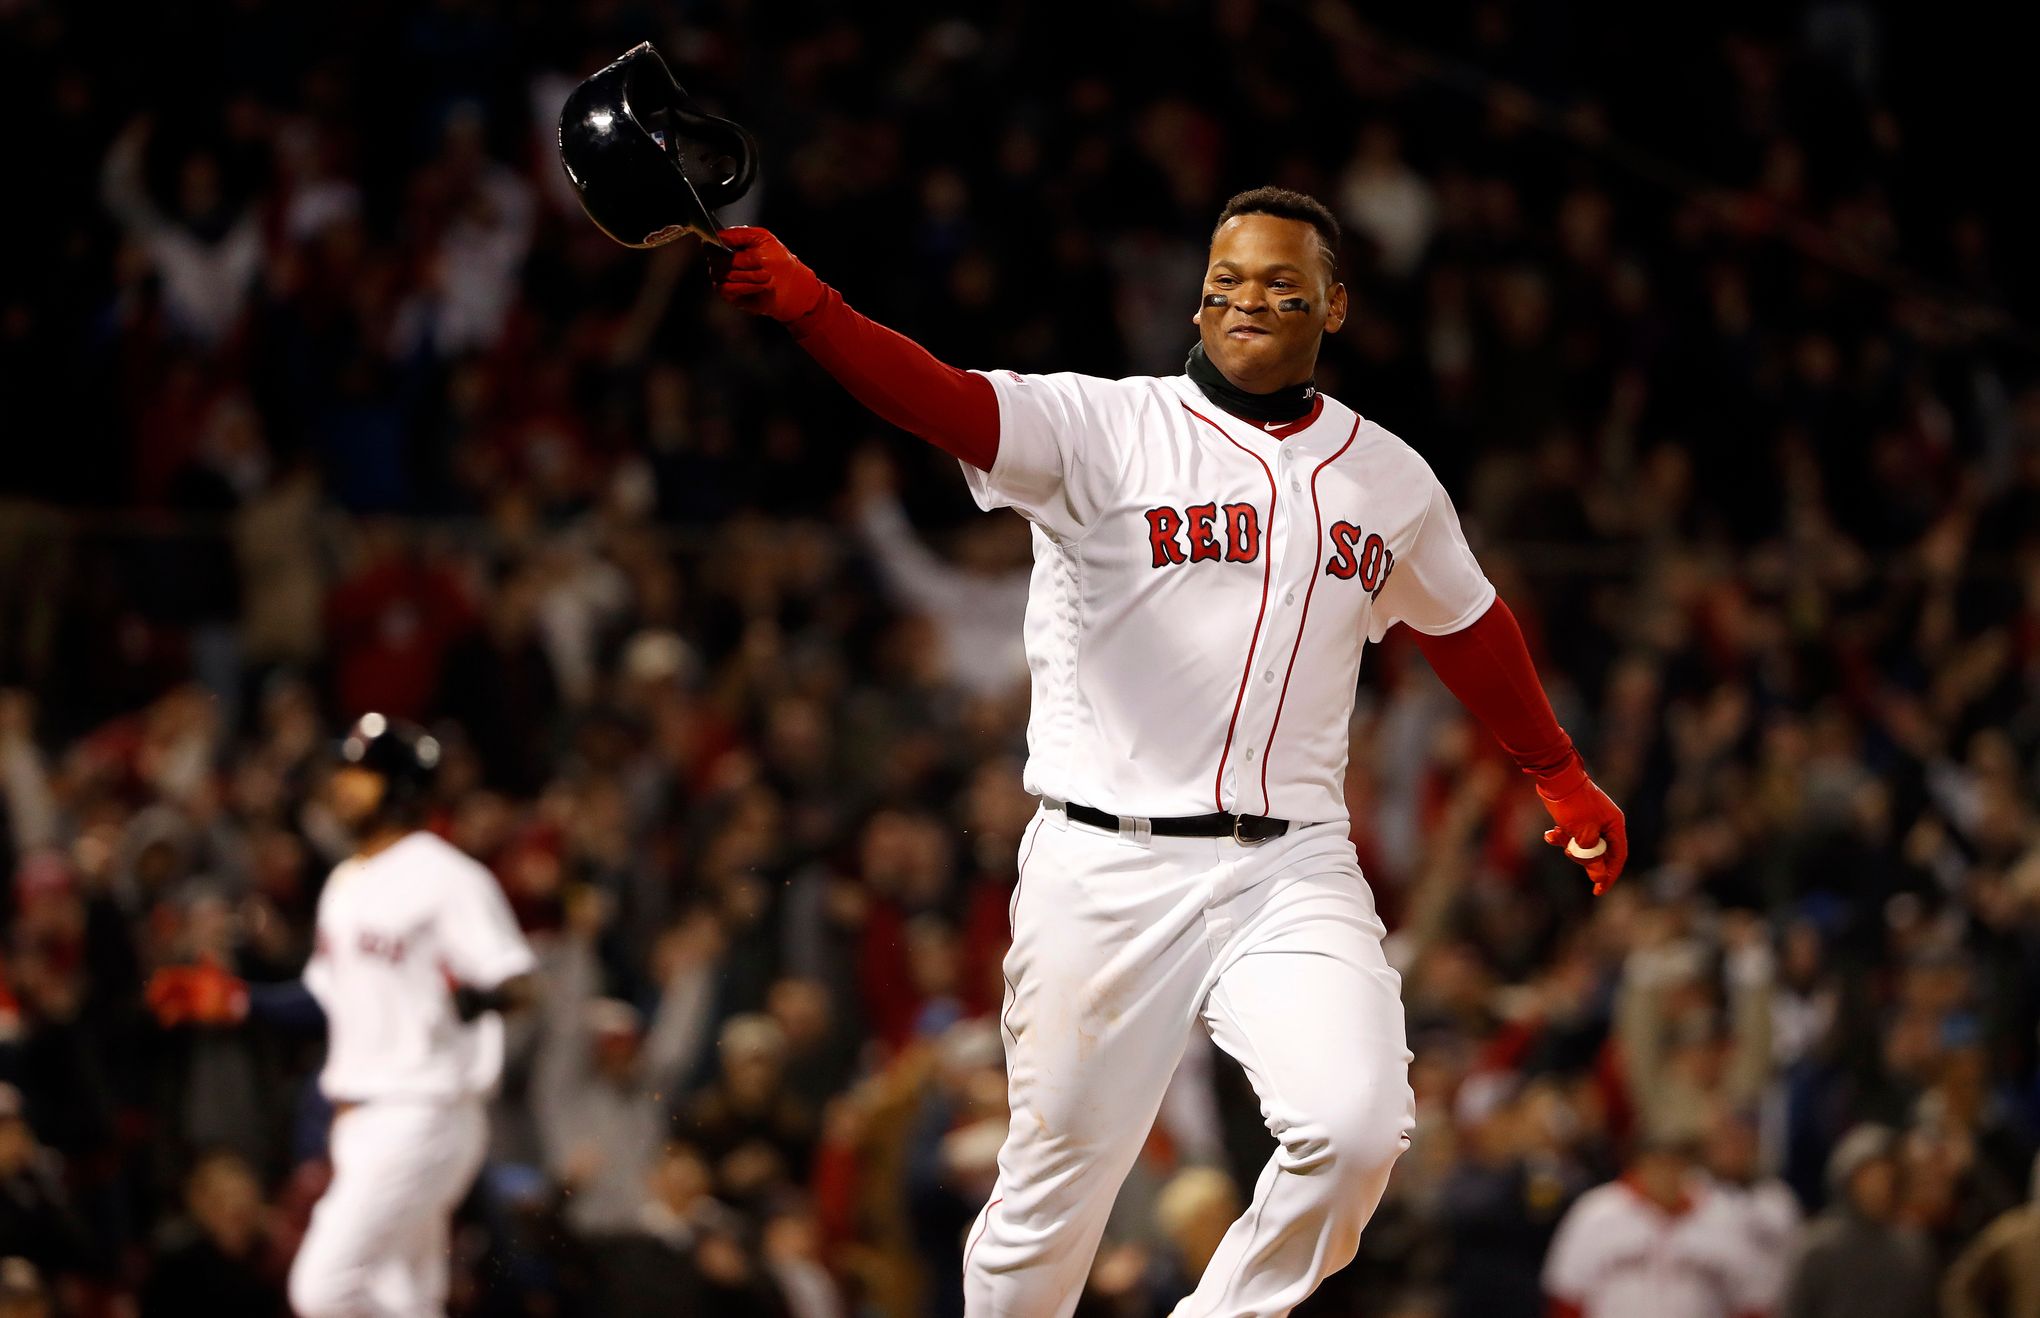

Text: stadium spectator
xmin=847 ymin=450 xmax=1030 ymax=699
xmin=1941 ymin=1153 xmax=2040 ymax=1318
xmin=682 ymin=1014 xmax=819 ymax=1212
xmin=533 ymin=892 xmax=720 ymax=1234
xmin=1779 ymin=1124 xmax=1936 ymax=1318
xmin=1613 ymin=905 xmax=1773 ymax=1152
xmin=98 ymin=119 xmax=263 ymax=352
xmin=1440 ymin=1074 xmax=1589 ymax=1318
xmin=579 ymin=1138 xmax=773 ymax=1317
xmin=1701 ymin=1110 xmax=1804 ymax=1316
xmin=1152 ymin=1167 xmax=1241 ymax=1302
xmin=0 ymin=1259 xmax=50 ymax=1318
xmin=0 ymin=1088 xmax=87 ymax=1298
xmin=138 ymin=1150 xmax=287 ymax=1317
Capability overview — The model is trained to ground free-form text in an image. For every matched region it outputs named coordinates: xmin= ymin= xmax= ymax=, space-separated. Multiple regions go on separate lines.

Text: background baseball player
xmin=150 ymin=714 xmax=536 ymax=1318
xmin=712 ymin=187 xmax=1627 ymax=1315
xmin=1541 ymin=1136 xmax=1769 ymax=1318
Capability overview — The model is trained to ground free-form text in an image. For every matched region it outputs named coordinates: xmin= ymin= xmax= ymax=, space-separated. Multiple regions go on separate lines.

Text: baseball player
xmin=1542 ymin=1140 xmax=1770 ymax=1318
xmin=714 ymin=187 xmax=1627 ymax=1316
xmin=152 ymin=715 xmax=537 ymax=1317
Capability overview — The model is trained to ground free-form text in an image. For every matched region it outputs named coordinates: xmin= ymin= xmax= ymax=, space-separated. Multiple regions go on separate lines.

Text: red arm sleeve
xmin=786 ymin=286 xmax=1000 ymax=471
xmin=1409 ymin=598 xmax=1589 ymax=795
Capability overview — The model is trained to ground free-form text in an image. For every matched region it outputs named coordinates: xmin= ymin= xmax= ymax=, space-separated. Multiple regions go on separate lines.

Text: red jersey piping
xmin=1259 ymin=416 xmax=1364 ymax=813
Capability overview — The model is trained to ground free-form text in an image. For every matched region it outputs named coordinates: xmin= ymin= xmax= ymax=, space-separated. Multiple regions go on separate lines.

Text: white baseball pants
xmin=289 ymin=1098 xmax=488 ymax=1318
xmin=962 ymin=807 xmax=1415 ymax=1317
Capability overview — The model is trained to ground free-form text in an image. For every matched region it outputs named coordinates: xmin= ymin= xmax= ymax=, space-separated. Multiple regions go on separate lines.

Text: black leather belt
xmin=1058 ymin=801 xmax=1291 ymax=845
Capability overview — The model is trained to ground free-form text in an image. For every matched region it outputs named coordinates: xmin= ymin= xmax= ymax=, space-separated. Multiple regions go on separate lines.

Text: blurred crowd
xmin=2 ymin=0 xmax=2039 ymax=1315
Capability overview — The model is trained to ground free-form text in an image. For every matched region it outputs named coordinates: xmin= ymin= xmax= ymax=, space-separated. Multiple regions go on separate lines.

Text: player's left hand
xmin=449 ymin=983 xmax=495 ymax=1023
xmin=1536 ymin=771 xmax=1628 ymax=895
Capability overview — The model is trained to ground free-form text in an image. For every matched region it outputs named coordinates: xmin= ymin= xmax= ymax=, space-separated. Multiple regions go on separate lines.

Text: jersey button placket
xmin=1239 ymin=439 xmax=1298 ymax=809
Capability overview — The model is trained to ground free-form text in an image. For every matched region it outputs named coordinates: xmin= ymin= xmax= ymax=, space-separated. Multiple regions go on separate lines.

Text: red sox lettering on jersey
xmin=966 ymin=370 xmax=1492 ymax=822
xmin=354 ymin=928 xmax=413 ymax=964
xmin=1147 ymin=501 xmax=1396 ymax=597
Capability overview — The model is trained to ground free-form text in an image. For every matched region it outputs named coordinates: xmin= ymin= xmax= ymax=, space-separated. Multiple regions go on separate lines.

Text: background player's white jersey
xmin=1709 ymin=1176 xmax=1804 ymax=1313
xmin=964 ymin=369 xmax=1494 ymax=822
xmin=304 ymin=831 xmax=536 ymax=1103
xmin=1543 ymin=1179 xmax=1768 ymax=1318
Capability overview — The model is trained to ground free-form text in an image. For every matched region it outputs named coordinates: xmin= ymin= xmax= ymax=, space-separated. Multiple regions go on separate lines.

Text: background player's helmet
xmin=557 ymin=41 xmax=757 ymax=249
xmin=337 ymin=713 xmax=442 ymax=817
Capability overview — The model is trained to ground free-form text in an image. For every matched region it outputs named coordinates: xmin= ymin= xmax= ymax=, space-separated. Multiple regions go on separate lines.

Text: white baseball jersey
xmin=963 ymin=369 xmax=1494 ymax=822
xmin=1543 ymin=1178 xmax=1769 ymax=1318
xmin=1709 ymin=1177 xmax=1804 ymax=1313
xmin=304 ymin=831 xmax=536 ymax=1103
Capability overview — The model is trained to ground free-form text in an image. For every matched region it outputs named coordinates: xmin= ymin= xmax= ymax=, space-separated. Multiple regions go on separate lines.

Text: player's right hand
xmin=714 ymin=227 xmax=826 ymax=323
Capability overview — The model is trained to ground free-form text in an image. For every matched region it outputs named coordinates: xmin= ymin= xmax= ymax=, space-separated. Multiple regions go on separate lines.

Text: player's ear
xmin=1192 ymin=305 xmax=1203 ymax=325
xmin=1324 ymin=282 xmax=1349 ymax=335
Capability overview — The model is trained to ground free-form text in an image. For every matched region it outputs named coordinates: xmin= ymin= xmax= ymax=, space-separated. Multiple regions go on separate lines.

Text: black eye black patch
xmin=1203 ymin=293 xmax=1231 ymax=309
xmin=1277 ymin=298 xmax=1310 ymax=313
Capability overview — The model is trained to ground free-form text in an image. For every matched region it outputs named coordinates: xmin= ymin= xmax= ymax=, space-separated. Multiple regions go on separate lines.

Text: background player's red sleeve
xmin=1410 ymin=598 xmax=1586 ymax=792
xmin=787 ymin=286 xmax=1000 ymax=471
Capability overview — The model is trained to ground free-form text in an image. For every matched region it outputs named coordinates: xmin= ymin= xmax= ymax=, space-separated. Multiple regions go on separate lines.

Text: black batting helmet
xmin=557 ymin=42 xmax=757 ymax=250
xmin=337 ymin=713 xmax=442 ymax=813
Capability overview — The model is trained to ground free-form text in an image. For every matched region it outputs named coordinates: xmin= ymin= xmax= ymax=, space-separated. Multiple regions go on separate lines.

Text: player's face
xmin=329 ymin=765 xmax=388 ymax=831
xmin=1195 ymin=214 xmax=1347 ymax=393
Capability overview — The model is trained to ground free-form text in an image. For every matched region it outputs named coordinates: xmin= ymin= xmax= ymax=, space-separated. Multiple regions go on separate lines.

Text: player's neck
xmin=1185 ymin=342 xmax=1316 ymax=423
xmin=1623 ymin=1169 xmax=1695 ymax=1215
xmin=353 ymin=824 xmax=412 ymax=861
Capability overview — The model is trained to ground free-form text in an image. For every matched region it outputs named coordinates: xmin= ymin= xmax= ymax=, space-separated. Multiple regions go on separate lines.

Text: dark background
xmin=0 ymin=1 xmax=2036 ymax=1315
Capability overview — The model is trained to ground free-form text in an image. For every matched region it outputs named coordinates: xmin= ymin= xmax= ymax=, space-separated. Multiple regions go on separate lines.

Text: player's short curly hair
xmin=1212 ymin=186 xmax=1341 ymax=279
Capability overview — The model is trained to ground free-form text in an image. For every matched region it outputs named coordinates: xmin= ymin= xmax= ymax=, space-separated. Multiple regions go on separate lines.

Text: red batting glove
xmin=713 ymin=227 xmax=826 ymax=323
xmin=145 ymin=966 xmax=193 ymax=1026
xmin=146 ymin=963 xmax=249 ymax=1027
xmin=1533 ymin=757 xmax=1628 ymax=895
xmin=187 ymin=961 xmax=250 ymax=1025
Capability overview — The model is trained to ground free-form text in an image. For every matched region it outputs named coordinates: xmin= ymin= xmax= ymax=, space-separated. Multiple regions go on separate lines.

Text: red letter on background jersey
xmin=1147 ymin=506 xmax=1187 ymax=567
xmin=1324 ymin=521 xmax=1363 ymax=579
xmin=1185 ymin=503 xmax=1221 ymax=562
xmin=1223 ymin=503 xmax=1260 ymax=562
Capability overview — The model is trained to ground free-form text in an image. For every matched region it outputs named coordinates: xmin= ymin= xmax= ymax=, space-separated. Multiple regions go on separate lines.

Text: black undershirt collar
xmin=1185 ymin=341 xmax=1316 ymax=424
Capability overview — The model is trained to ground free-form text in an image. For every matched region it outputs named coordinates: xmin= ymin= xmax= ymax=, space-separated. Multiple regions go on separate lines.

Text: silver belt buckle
xmin=1232 ymin=814 xmax=1270 ymax=846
